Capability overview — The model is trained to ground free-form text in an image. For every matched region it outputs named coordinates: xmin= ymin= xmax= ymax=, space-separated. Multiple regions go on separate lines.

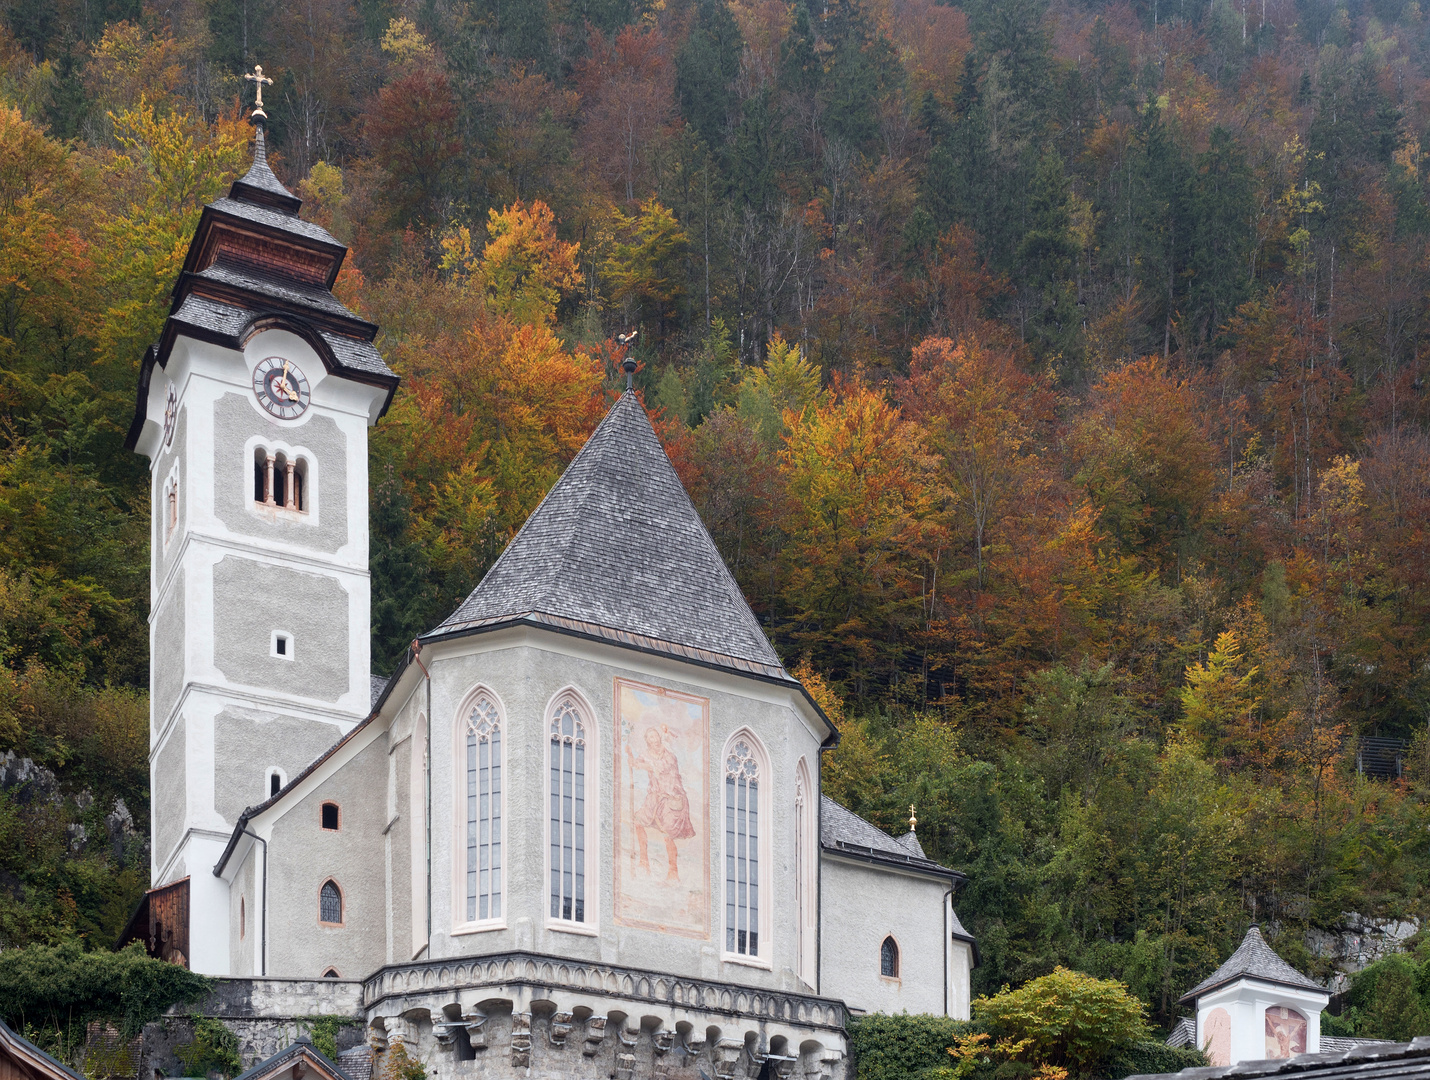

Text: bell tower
xmin=125 ymin=76 xmax=397 ymax=974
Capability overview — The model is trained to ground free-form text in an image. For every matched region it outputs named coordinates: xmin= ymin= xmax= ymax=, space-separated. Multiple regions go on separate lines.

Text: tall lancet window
xmin=465 ymin=695 xmax=503 ymax=923
xmin=549 ymin=695 xmax=589 ymax=924
xmin=724 ymin=733 xmax=765 ymax=958
xmin=795 ymin=757 xmax=816 ymax=982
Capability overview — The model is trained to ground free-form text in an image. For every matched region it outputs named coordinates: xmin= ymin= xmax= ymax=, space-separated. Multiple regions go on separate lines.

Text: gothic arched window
xmin=549 ymin=693 xmax=592 ymax=925
xmin=724 ymin=731 xmax=768 ymax=960
xmin=881 ymin=936 xmax=900 ymax=978
xmin=795 ymin=757 xmax=816 ymax=982
xmin=463 ymin=693 xmax=503 ymax=924
xmin=319 ymin=880 xmax=343 ymax=925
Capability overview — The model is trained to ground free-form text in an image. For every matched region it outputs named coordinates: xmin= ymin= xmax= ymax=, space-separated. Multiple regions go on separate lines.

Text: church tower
xmin=125 ymin=80 xmax=397 ymax=974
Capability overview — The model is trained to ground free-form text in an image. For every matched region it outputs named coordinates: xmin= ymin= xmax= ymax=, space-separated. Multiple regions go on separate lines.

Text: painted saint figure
xmin=628 ymin=726 xmax=695 ymax=881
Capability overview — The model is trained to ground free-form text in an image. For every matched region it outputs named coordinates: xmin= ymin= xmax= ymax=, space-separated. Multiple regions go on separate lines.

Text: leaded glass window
xmin=549 ymin=698 xmax=587 ymax=923
xmin=466 ymin=697 xmax=502 ymax=922
xmin=725 ymin=738 xmax=760 ymax=956
xmin=881 ymin=936 xmax=899 ymax=977
xmin=319 ymin=880 xmax=342 ymax=924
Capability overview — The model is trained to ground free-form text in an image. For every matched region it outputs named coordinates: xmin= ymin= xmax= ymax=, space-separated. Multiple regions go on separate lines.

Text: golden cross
xmin=909 ymin=804 xmax=917 ymax=832
xmin=244 ymin=64 xmax=273 ymax=110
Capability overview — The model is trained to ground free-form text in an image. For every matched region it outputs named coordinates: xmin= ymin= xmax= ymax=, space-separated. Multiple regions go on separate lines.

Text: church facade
xmin=123 ymin=104 xmax=976 ymax=1080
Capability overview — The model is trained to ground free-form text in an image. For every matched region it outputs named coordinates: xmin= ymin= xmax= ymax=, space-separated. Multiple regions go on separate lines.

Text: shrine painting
xmin=613 ymin=679 xmax=710 ymax=938
xmin=1203 ymin=1008 xmax=1231 ymax=1067
xmin=1265 ymin=1007 xmax=1307 ymax=1059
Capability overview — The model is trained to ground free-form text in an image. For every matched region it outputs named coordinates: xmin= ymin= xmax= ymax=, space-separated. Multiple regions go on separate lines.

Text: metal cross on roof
xmin=244 ymin=64 xmax=273 ymax=111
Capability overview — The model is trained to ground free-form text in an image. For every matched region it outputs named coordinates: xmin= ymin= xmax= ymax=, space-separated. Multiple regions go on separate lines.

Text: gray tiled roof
xmin=167 ymin=294 xmax=393 ymax=381
xmin=821 ymin=796 xmax=950 ymax=875
xmin=434 ymin=391 xmax=786 ymax=677
xmin=1165 ymin=1017 xmax=1196 ymax=1048
xmin=208 ymin=197 xmax=343 ymax=247
xmin=1127 ymin=1036 xmax=1430 ymax=1080
xmin=1181 ymin=926 xmax=1325 ymax=1003
xmin=196 ymin=261 xmax=355 ymax=319
xmin=228 ymin=126 xmax=302 ymax=213
xmin=896 ymin=831 xmax=928 ymax=858
xmin=370 ymin=674 xmax=389 ymax=709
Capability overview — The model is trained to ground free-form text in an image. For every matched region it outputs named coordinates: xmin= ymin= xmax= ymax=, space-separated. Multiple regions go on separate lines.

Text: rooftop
xmin=1181 ymin=926 xmax=1325 ymax=1003
xmin=433 ymin=391 xmax=790 ymax=682
xmin=1128 ymin=1036 xmax=1430 ymax=1080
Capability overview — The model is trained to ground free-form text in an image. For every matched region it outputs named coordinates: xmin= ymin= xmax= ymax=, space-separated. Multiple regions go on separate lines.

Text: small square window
xmin=271 ymin=631 xmax=294 ymax=660
xmin=321 ymin=802 xmax=340 ymax=831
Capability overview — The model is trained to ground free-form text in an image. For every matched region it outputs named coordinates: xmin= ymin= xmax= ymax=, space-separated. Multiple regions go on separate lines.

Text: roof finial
xmin=244 ymin=64 xmax=274 ymax=120
xmin=909 ymin=804 xmax=917 ymax=833
xmin=617 ymin=330 xmax=639 ymax=390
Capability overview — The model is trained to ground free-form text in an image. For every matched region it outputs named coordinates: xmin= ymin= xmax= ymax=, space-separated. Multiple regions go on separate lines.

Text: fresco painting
xmin=1204 ymin=1008 xmax=1231 ymax=1067
xmin=613 ymin=678 xmax=710 ymax=937
xmin=1265 ymin=1007 xmax=1307 ymax=1059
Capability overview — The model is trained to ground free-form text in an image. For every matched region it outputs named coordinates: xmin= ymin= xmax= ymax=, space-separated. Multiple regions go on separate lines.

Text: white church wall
xmin=818 ymin=855 xmax=953 ymax=1016
xmin=152 ymin=402 xmax=188 ymax=586
xmin=151 ymin=567 xmax=186 ymax=738
xmin=949 ymin=938 xmax=974 ymax=1021
xmin=262 ymin=732 xmax=389 ymax=977
xmin=418 ymin=629 xmax=825 ymax=993
xmin=229 ymin=852 xmax=257 ymax=976
xmin=152 ymin=722 xmax=187 ymax=871
xmin=1194 ymin=979 xmax=1328 ymax=1067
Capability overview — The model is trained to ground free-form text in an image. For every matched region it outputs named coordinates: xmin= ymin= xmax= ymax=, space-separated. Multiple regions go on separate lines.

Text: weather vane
xmin=244 ymin=64 xmax=273 ymax=117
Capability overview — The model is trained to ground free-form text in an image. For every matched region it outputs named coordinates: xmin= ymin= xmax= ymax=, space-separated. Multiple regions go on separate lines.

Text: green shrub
xmin=974 ymin=968 xmax=1151 ymax=1074
xmin=1102 ymin=1041 xmax=1208 ymax=1079
xmin=849 ymin=1013 xmax=978 ymax=1080
xmin=0 ymin=940 xmax=212 ymax=1055
xmin=175 ymin=1016 xmax=242 ymax=1079
xmin=300 ymin=1016 xmax=360 ymax=1061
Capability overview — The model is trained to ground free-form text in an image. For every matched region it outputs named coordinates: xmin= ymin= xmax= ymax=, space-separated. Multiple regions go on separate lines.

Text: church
xmin=118 ymin=86 xmax=977 ymax=1080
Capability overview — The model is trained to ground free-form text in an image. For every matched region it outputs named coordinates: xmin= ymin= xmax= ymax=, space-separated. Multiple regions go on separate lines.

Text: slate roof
xmin=821 ymin=796 xmax=959 ymax=881
xmin=370 ymin=674 xmax=389 ymax=709
xmin=1127 ymin=1036 xmax=1430 ymax=1080
xmin=232 ymin=1039 xmax=351 ymax=1080
xmin=1181 ymin=926 xmax=1326 ymax=1003
xmin=433 ymin=391 xmax=789 ymax=681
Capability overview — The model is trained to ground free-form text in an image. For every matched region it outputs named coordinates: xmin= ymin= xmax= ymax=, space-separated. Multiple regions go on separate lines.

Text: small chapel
xmin=119 ymin=83 xmax=977 ymax=1080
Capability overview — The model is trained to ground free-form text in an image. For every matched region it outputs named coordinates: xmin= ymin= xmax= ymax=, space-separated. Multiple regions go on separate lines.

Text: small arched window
xmin=320 ymin=802 xmax=340 ymax=831
xmin=319 ymin=880 xmax=343 ymax=925
xmin=322 ymin=967 xmax=340 ymax=978
xmin=881 ymin=936 xmax=900 ymax=978
xmin=165 ymin=480 xmax=179 ymax=539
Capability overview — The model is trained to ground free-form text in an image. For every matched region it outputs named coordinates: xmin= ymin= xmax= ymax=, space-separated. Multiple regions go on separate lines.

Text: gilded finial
xmin=244 ymin=64 xmax=274 ymax=117
xmin=909 ymin=804 xmax=917 ymax=833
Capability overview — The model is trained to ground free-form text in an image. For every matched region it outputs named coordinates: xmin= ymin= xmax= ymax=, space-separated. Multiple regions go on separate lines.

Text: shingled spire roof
xmin=432 ymin=391 xmax=790 ymax=682
xmin=1180 ymin=926 xmax=1325 ymax=1003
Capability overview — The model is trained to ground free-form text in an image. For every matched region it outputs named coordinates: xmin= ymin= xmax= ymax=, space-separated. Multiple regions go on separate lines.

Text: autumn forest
xmin=3 ymin=0 xmax=1430 ymax=1035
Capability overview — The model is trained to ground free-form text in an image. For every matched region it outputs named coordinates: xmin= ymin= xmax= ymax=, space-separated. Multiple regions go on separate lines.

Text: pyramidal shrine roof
xmin=433 ymin=390 xmax=791 ymax=683
xmin=1180 ymin=926 xmax=1325 ymax=1003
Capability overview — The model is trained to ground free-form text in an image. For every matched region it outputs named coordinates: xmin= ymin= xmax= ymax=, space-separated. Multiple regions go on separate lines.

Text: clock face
xmin=163 ymin=385 xmax=177 ymax=447
xmin=252 ymin=357 xmax=311 ymax=419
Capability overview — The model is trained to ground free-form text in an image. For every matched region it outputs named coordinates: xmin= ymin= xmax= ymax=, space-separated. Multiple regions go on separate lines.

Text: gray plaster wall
xmin=212 ymin=392 xmax=349 ymax=553
xmin=151 ymin=569 xmax=186 ymax=730
xmin=214 ymin=706 xmax=347 ymax=824
xmin=819 ymin=855 xmax=951 ymax=1015
xmin=423 ymin=642 xmax=825 ymax=991
xmin=153 ymin=404 xmax=187 ymax=584
xmin=265 ymin=735 xmax=389 ymax=978
xmin=388 ymin=692 xmax=419 ymax=964
xmin=212 ymin=556 xmax=351 ymax=702
xmin=153 ymin=723 xmax=187 ymax=870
